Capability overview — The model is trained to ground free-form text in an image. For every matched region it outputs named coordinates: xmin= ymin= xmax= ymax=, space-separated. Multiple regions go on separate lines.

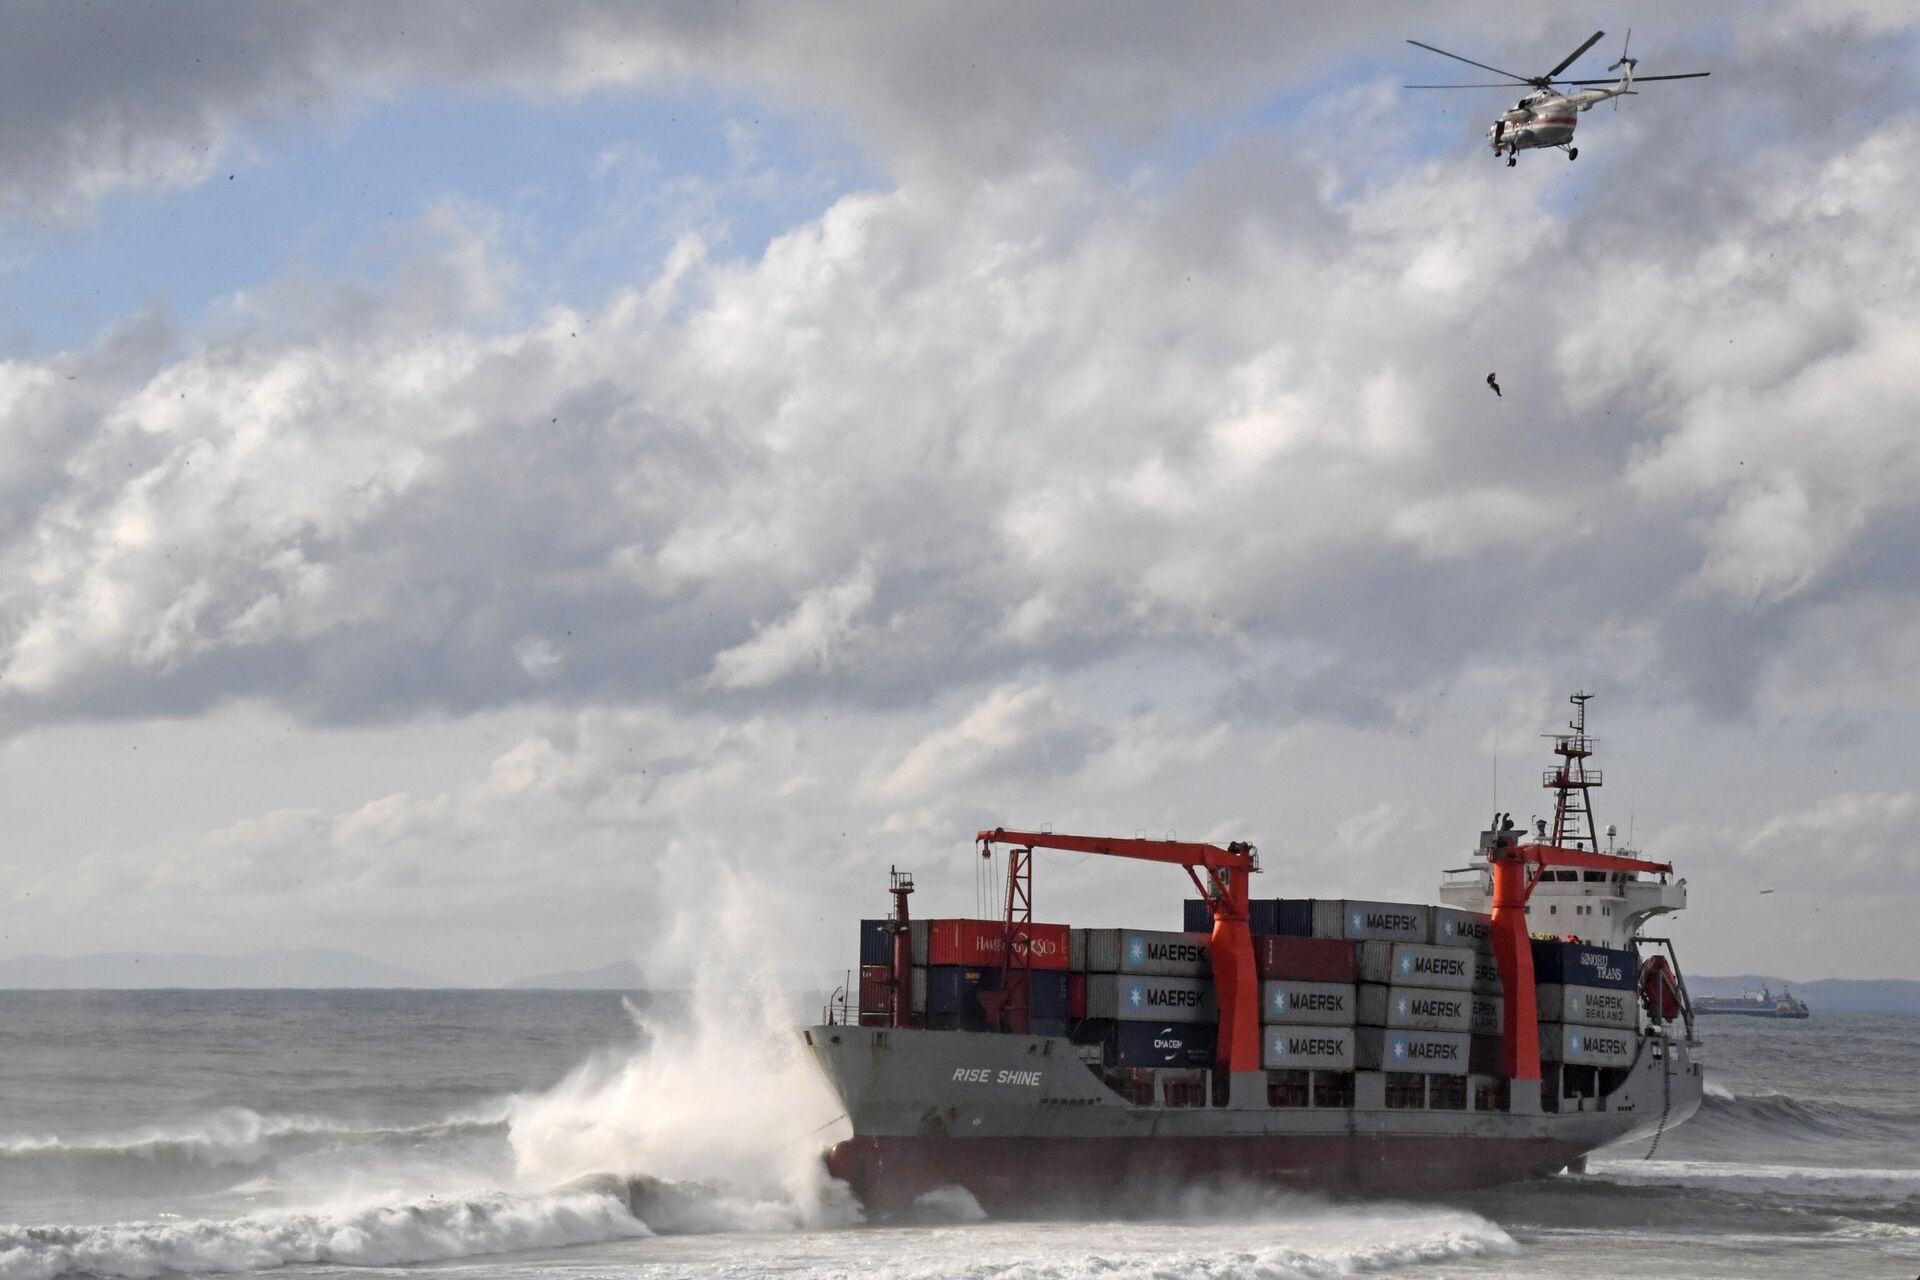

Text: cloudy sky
xmin=3 ymin=2 xmax=1916 ymax=985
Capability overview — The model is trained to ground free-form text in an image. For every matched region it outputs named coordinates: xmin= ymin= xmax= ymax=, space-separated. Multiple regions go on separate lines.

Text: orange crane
xmin=975 ymin=828 xmax=1264 ymax=1075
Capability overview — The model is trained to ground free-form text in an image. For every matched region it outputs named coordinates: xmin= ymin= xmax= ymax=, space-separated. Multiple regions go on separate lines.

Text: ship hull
xmin=804 ymin=1023 xmax=1703 ymax=1213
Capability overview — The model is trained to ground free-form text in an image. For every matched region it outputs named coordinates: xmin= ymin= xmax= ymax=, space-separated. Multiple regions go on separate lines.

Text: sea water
xmin=2 ymin=990 xmax=1915 ymax=1279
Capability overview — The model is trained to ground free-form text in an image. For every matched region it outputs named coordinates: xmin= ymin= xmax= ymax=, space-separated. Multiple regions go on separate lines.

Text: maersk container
xmin=1430 ymin=907 xmax=1494 ymax=951
xmin=1086 ymin=973 xmax=1219 ymax=1023
xmin=1260 ymin=979 xmax=1356 ymax=1026
xmin=1262 ymin=1024 xmax=1356 ymax=1071
xmin=860 ymin=919 xmax=893 ymax=967
xmin=917 ymin=919 xmax=1073 ymax=970
xmin=1356 ymin=1027 xmax=1471 ymax=1074
xmin=1105 ymin=1019 xmax=1216 ymax=1068
xmin=1356 ymin=983 xmax=1471 ymax=1033
xmin=1536 ymin=983 xmax=1638 ymax=1029
xmin=1253 ymin=935 xmax=1357 ymax=983
xmin=1472 ymin=952 xmax=1504 ymax=993
xmin=1313 ymin=899 xmax=1431 ymax=944
xmin=1540 ymin=1022 xmax=1639 ymax=1067
xmin=1357 ymin=941 xmax=1476 ymax=991
xmin=1530 ymin=940 xmax=1636 ymax=991
xmin=1080 ymin=928 xmax=1211 ymax=977
xmin=1468 ymin=992 xmax=1505 ymax=1035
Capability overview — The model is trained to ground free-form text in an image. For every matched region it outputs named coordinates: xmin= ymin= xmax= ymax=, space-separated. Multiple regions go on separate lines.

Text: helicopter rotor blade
xmin=1405 ymin=39 xmax=1535 ymax=86
xmin=1404 ymin=82 xmax=1530 ymax=89
xmin=1545 ymin=30 xmax=1607 ymax=81
xmin=1559 ymin=72 xmax=1709 ymax=85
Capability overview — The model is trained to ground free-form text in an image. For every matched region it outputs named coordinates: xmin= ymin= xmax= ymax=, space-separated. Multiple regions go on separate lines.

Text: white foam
xmin=1587 ymin=1156 xmax=1920 ymax=1200
xmin=0 ymin=1188 xmax=646 ymax=1280
xmin=0 ymin=1105 xmax=510 ymax=1169
xmin=912 ymin=1185 xmax=987 ymax=1222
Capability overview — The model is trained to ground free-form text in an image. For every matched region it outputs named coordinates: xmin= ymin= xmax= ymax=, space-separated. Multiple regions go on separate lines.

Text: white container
xmin=1357 ymin=984 xmax=1471 ymax=1032
xmin=1078 ymin=928 xmax=1211 ymax=977
xmin=1085 ymin=973 xmax=1218 ymax=1023
xmin=1540 ymin=1022 xmax=1638 ymax=1067
xmin=1536 ymin=983 xmax=1639 ymax=1030
xmin=1263 ymin=1024 xmax=1357 ymax=1071
xmin=1471 ymin=953 xmax=1504 ymax=993
xmin=1260 ymin=979 xmax=1357 ymax=1026
xmin=1431 ymin=907 xmax=1494 ymax=950
xmin=1468 ymin=992 xmax=1505 ymax=1035
xmin=1357 ymin=942 xmax=1476 ymax=991
xmin=1356 ymin=1027 xmax=1471 ymax=1075
xmin=1313 ymin=899 xmax=1431 ymax=944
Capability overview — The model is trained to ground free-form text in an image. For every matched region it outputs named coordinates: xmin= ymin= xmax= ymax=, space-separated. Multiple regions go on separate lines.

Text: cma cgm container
xmin=1430 ymin=907 xmax=1493 ymax=950
xmin=1086 ymin=974 xmax=1218 ymax=1023
xmin=1253 ymin=935 xmax=1357 ymax=984
xmin=1356 ymin=1027 xmax=1472 ymax=1074
xmin=1076 ymin=929 xmax=1211 ymax=977
xmin=1260 ymin=980 xmax=1356 ymax=1026
xmin=1358 ymin=942 xmax=1476 ymax=991
xmin=912 ymin=919 xmax=1072 ymax=970
xmin=1262 ymin=1024 xmax=1356 ymax=1071
xmin=1540 ymin=1022 xmax=1639 ymax=1067
xmin=1104 ymin=1019 xmax=1216 ymax=1068
xmin=1536 ymin=983 xmax=1638 ymax=1029
xmin=1530 ymin=939 xmax=1636 ymax=990
xmin=1313 ymin=900 xmax=1431 ymax=944
xmin=1356 ymin=984 xmax=1472 ymax=1033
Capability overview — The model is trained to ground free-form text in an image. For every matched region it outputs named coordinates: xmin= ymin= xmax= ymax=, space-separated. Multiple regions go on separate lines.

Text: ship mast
xmin=1546 ymin=691 xmax=1602 ymax=851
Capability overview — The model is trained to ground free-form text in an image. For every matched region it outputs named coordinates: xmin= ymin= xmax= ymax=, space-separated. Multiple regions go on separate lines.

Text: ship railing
xmin=822 ymin=973 xmax=854 ymax=1026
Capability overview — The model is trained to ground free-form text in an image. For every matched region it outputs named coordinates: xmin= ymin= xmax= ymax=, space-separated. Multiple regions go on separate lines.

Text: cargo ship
xmin=1694 ymin=986 xmax=1810 ymax=1018
xmin=804 ymin=694 xmax=1704 ymax=1211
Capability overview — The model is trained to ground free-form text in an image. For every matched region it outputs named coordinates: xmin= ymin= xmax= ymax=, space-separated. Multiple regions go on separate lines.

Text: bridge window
xmin=1584 ymin=871 xmax=1607 ymax=882
xmin=1313 ymin=1071 xmax=1355 ymax=1108
xmin=1474 ymin=1078 xmax=1511 ymax=1112
xmin=1427 ymin=1074 xmax=1467 ymax=1111
xmin=1385 ymin=1072 xmax=1426 ymax=1109
xmin=1266 ymin=1069 xmax=1309 ymax=1108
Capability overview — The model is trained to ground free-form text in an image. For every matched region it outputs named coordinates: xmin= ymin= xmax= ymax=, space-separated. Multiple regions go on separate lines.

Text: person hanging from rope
xmin=1487 ymin=371 xmax=1503 ymax=397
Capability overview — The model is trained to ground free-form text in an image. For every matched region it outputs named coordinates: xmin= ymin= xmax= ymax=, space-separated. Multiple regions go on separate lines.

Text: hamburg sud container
xmin=1431 ymin=907 xmax=1493 ymax=950
xmin=1260 ymin=980 xmax=1355 ymax=1026
xmin=1253 ymin=935 xmax=1357 ymax=983
xmin=1356 ymin=984 xmax=1472 ymax=1033
xmin=1087 ymin=974 xmax=1218 ymax=1022
xmin=1539 ymin=1022 xmax=1638 ymax=1067
xmin=1313 ymin=900 xmax=1431 ymax=944
xmin=1262 ymin=1023 xmax=1356 ymax=1071
xmin=911 ymin=919 xmax=1072 ymax=969
xmin=1530 ymin=939 xmax=1636 ymax=990
xmin=1357 ymin=1027 xmax=1471 ymax=1073
xmin=1536 ymin=983 xmax=1638 ymax=1029
xmin=1107 ymin=1020 xmax=1215 ymax=1068
xmin=1357 ymin=942 xmax=1476 ymax=991
xmin=1075 ymin=929 xmax=1210 ymax=977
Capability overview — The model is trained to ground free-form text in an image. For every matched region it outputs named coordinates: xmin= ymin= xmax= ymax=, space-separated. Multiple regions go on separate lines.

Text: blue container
xmin=1269 ymin=899 xmax=1314 ymax=936
xmin=1107 ymin=1019 xmax=1216 ymax=1068
xmin=1186 ymin=899 xmax=1313 ymax=936
xmin=1030 ymin=969 xmax=1071 ymax=1020
xmin=1183 ymin=899 xmax=1212 ymax=932
xmin=860 ymin=919 xmax=892 ymax=967
xmin=925 ymin=965 xmax=991 ymax=1015
xmin=1030 ymin=1016 xmax=1069 ymax=1038
xmin=1531 ymin=940 xmax=1637 ymax=991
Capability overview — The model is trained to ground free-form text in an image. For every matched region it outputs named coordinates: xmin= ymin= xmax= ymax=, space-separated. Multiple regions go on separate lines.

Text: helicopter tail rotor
xmin=1607 ymin=30 xmax=1637 ymax=109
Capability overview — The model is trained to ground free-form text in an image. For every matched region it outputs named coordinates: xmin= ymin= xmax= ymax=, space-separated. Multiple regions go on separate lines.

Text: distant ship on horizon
xmin=1694 ymin=986 xmax=1810 ymax=1019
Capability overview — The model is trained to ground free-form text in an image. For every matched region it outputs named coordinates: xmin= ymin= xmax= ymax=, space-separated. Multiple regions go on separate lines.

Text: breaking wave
xmin=1655 ymin=1087 xmax=1920 ymax=1166
xmin=0 ymin=1187 xmax=645 ymax=1280
xmin=0 ymin=1107 xmax=510 ymax=1172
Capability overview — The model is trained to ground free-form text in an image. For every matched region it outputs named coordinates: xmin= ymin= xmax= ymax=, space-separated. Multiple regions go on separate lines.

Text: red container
xmin=1253 ymin=935 xmax=1357 ymax=983
xmin=925 ymin=919 xmax=1072 ymax=970
xmin=858 ymin=963 xmax=893 ymax=1015
xmin=1068 ymin=971 xmax=1087 ymax=1019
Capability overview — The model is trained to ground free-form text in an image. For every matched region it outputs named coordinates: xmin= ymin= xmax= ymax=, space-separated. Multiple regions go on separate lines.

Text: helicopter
xmin=1407 ymin=30 xmax=1708 ymax=165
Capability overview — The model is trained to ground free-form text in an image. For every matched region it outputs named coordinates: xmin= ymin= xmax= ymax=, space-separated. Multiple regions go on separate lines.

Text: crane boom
xmin=976 ymin=828 xmax=1264 ymax=1079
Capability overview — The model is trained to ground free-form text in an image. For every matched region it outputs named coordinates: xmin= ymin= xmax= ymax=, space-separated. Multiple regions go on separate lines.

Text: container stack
xmin=886 ymin=918 xmax=1074 ymax=1032
xmin=1256 ymin=934 xmax=1359 ymax=1090
xmin=1074 ymin=928 xmax=1218 ymax=1068
xmin=1533 ymin=939 xmax=1641 ymax=1072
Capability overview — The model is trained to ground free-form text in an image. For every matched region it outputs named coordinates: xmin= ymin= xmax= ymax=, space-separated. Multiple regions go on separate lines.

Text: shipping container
xmin=858 ymin=963 xmax=892 ymax=1016
xmin=1356 ymin=984 xmax=1472 ymax=1032
xmin=1029 ymin=969 xmax=1071 ymax=1020
xmin=1539 ymin=1022 xmax=1639 ymax=1067
xmin=1252 ymin=935 xmax=1357 ymax=983
xmin=860 ymin=919 xmax=893 ymax=967
xmin=1262 ymin=1024 xmax=1356 ymax=1071
xmin=1356 ymin=1027 xmax=1472 ymax=1074
xmin=1085 ymin=973 xmax=1219 ymax=1023
xmin=1031 ymin=1016 xmax=1069 ymax=1038
xmin=1183 ymin=899 xmax=1211 ymax=933
xmin=1357 ymin=941 xmax=1476 ymax=991
xmin=1183 ymin=899 xmax=1311 ymax=935
xmin=921 ymin=966 xmax=992 ymax=1017
xmin=1068 ymin=971 xmax=1087 ymax=1020
xmin=1535 ymin=983 xmax=1638 ymax=1029
xmin=1079 ymin=928 xmax=1212 ymax=977
xmin=1468 ymin=992 xmax=1504 ymax=1036
xmin=1472 ymin=952 xmax=1505 ymax=993
xmin=912 ymin=918 xmax=1072 ymax=970
xmin=1430 ymin=907 xmax=1494 ymax=951
xmin=1104 ymin=1019 xmax=1217 ymax=1068
xmin=1530 ymin=940 xmax=1637 ymax=991
xmin=1313 ymin=899 xmax=1432 ymax=944
xmin=1260 ymin=979 xmax=1357 ymax=1026
xmin=1468 ymin=1032 xmax=1503 ymax=1075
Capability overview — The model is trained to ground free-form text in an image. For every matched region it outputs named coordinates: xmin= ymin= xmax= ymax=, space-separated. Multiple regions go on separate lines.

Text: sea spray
xmin=507 ymin=865 xmax=859 ymax=1231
